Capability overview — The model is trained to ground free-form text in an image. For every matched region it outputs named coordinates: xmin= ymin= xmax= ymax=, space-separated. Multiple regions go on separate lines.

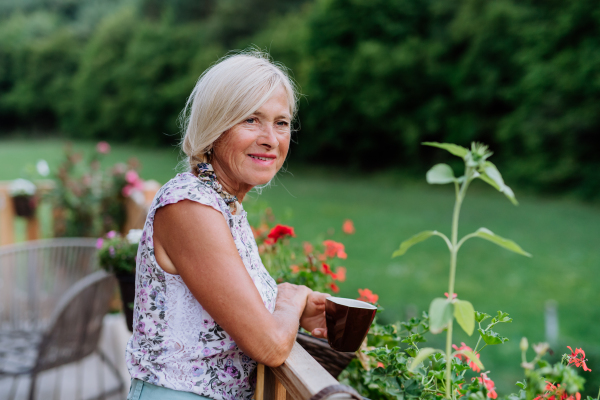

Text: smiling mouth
xmin=249 ymin=155 xmax=275 ymax=161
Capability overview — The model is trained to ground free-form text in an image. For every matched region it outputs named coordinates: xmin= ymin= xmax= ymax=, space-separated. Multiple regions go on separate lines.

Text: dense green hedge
xmin=1 ymin=0 xmax=599 ymax=198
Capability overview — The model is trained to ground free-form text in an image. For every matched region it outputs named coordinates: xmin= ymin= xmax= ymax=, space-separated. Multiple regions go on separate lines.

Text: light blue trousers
xmin=127 ymin=379 xmax=213 ymax=400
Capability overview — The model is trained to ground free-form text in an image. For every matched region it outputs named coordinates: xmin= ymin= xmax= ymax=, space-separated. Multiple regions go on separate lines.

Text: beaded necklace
xmin=196 ymin=163 xmax=239 ymax=214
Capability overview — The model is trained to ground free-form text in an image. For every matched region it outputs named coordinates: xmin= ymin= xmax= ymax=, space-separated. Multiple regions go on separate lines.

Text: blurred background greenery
xmin=0 ymin=0 xmax=599 ymax=396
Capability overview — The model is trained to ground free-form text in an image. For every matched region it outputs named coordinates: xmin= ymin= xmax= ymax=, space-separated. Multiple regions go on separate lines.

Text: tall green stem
xmin=445 ymin=173 xmax=471 ymax=399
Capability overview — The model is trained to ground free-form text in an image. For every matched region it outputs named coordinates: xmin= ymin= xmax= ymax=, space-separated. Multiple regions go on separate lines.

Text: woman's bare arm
xmin=153 ymin=200 xmax=314 ymax=367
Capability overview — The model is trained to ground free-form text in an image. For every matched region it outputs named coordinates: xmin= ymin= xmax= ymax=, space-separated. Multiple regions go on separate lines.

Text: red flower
xmin=567 ymin=346 xmax=592 ymax=372
xmin=357 ymin=288 xmax=379 ymax=304
xmin=376 ymin=362 xmax=384 ymax=368
xmin=452 ymin=342 xmax=481 ymax=372
xmin=342 ymin=219 xmax=355 ymax=234
xmin=445 ymin=292 xmax=458 ymax=299
xmin=536 ymin=381 xmax=581 ymax=400
xmin=475 ymin=373 xmax=497 ymax=399
xmin=267 ymin=225 xmax=296 ymax=243
xmin=323 ymin=240 xmax=347 ymax=259
xmin=330 ymin=283 xmax=340 ymax=293
xmin=335 ymin=267 xmax=346 ymax=282
xmin=322 ymin=263 xmax=333 ymax=276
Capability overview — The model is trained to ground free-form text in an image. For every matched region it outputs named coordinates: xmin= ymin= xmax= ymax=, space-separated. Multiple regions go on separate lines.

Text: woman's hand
xmin=300 ymin=291 xmax=330 ymax=338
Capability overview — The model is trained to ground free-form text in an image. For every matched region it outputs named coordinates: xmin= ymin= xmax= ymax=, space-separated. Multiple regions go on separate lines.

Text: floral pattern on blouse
xmin=126 ymin=172 xmax=278 ymax=400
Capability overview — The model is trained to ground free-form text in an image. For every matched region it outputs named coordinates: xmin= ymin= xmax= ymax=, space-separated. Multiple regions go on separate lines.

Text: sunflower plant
xmin=339 ymin=142 xmax=595 ymax=400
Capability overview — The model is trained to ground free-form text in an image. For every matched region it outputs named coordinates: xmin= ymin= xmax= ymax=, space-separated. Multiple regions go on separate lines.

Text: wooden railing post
xmin=0 ymin=183 xmax=15 ymax=246
xmin=256 ymin=341 xmax=358 ymax=400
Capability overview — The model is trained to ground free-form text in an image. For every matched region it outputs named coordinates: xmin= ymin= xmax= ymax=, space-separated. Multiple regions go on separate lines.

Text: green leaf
xmin=392 ymin=231 xmax=437 ymax=257
xmin=426 ymin=163 xmax=456 ymax=184
xmin=471 ymin=228 xmax=532 ymax=257
xmin=429 ymin=298 xmax=453 ymax=334
xmin=492 ymin=311 xmax=512 ymax=324
xmin=475 ymin=311 xmax=491 ymax=323
xmin=516 ymin=381 xmax=527 ymax=390
xmin=453 ymin=349 xmax=484 ymax=371
xmin=478 ymin=329 xmax=509 ymax=345
xmin=408 ymin=347 xmax=441 ymax=371
xmin=478 ymin=162 xmax=518 ymax=205
xmin=422 ymin=142 xmax=469 ymax=159
xmin=454 ymin=300 xmax=475 ymax=336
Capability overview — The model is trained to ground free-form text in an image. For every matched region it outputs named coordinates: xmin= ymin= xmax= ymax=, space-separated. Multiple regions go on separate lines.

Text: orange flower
xmin=330 ymin=283 xmax=340 ymax=293
xmin=475 ymin=373 xmax=497 ymax=399
xmin=323 ymin=240 xmax=347 ymax=259
xmin=342 ymin=219 xmax=355 ymax=234
xmin=357 ymin=288 xmax=379 ymax=304
xmin=567 ymin=346 xmax=592 ymax=372
xmin=290 ymin=265 xmax=300 ymax=274
xmin=335 ymin=267 xmax=346 ymax=282
xmin=267 ymin=225 xmax=295 ymax=243
xmin=376 ymin=362 xmax=384 ymax=368
xmin=452 ymin=342 xmax=481 ymax=372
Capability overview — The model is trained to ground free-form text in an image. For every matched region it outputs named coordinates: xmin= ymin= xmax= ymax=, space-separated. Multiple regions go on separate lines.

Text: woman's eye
xmin=245 ymin=118 xmax=256 ymax=124
xmin=277 ymin=121 xmax=289 ymax=127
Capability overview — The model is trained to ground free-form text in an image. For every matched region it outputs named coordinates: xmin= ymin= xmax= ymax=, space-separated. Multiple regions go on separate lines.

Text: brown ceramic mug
xmin=325 ymin=297 xmax=377 ymax=352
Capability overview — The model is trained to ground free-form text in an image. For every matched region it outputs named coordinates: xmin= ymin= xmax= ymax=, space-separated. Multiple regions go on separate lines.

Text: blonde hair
xmin=180 ymin=51 xmax=298 ymax=171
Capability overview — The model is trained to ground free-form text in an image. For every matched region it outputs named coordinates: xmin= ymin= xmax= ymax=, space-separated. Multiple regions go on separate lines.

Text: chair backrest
xmin=34 ymin=270 xmax=117 ymax=373
xmin=0 ymin=238 xmax=99 ymax=331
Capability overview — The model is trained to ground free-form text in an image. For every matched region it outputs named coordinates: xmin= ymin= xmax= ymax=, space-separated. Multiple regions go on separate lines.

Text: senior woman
xmin=125 ymin=53 xmax=328 ymax=400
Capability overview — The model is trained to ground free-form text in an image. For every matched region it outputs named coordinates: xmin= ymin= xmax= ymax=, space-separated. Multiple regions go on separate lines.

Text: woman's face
xmin=212 ymin=85 xmax=291 ymax=199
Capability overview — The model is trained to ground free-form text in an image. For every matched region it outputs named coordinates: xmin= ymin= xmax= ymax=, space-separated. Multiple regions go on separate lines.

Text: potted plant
xmin=97 ymin=229 xmax=142 ymax=331
xmin=9 ymin=178 xmax=37 ymax=218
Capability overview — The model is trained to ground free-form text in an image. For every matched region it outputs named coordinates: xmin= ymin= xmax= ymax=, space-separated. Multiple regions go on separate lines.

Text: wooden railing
xmin=0 ymin=180 xmax=160 ymax=245
xmin=256 ymin=342 xmax=356 ymax=400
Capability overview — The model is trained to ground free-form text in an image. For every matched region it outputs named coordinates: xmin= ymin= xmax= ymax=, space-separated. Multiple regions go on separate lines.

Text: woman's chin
xmin=246 ymin=172 xmax=277 ymax=187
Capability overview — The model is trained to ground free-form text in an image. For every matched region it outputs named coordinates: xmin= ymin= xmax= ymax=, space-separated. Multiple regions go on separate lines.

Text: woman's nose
xmin=257 ymin=124 xmax=279 ymax=149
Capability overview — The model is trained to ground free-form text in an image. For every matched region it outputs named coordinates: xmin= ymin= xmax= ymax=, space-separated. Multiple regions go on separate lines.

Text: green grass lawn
xmin=1 ymin=138 xmax=599 ymax=394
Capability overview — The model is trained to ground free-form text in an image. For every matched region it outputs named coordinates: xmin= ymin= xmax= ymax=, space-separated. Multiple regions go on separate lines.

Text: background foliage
xmin=1 ymin=0 xmax=599 ymax=199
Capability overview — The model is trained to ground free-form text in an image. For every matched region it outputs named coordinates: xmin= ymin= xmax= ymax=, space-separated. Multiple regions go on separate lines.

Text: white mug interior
xmin=326 ymin=297 xmax=377 ymax=310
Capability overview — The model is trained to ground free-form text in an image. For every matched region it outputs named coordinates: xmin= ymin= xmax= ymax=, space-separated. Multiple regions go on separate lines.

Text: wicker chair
xmin=0 ymin=270 xmax=124 ymax=400
xmin=0 ymin=238 xmax=100 ymax=333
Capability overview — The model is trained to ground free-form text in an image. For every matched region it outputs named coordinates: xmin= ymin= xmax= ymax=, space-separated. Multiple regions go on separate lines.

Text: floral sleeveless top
xmin=126 ymin=172 xmax=278 ymax=400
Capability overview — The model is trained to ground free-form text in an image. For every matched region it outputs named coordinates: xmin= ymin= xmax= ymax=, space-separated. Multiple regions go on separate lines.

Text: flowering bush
xmin=97 ymin=229 xmax=142 ymax=275
xmin=252 ymin=209 xmax=352 ymax=295
xmin=50 ymin=142 xmax=143 ymax=237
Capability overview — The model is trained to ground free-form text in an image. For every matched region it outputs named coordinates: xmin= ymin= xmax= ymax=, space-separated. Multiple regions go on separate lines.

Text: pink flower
xmin=96 ymin=141 xmax=110 ymax=154
xmin=122 ymin=185 xmax=133 ymax=197
xmin=342 ymin=219 xmax=356 ymax=234
xmin=125 ymin=170 xmax=139 ymax=184
xmin=335 ymin=266 xmax=346 ymax=282
xmin=95 ymin=238 xmax=104 ymax=249
xmin=445 ymin=292 xmax=458 ymax=299
xmin=106 ymin=230 xmax=117 ymax=239
xmin=303 ymin=242 xmax=313 ymax=255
